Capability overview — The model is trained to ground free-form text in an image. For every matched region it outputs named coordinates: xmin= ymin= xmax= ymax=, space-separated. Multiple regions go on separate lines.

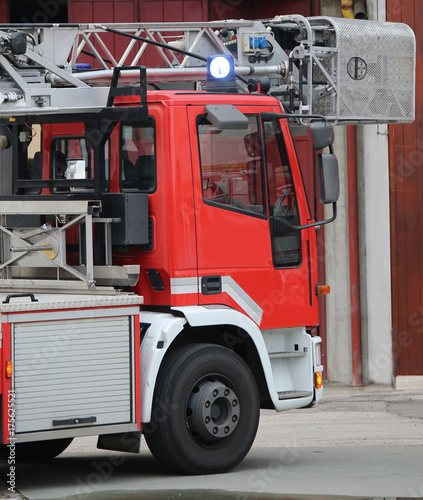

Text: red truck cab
xmin=110 ymin=91 xmax=319 ymax=331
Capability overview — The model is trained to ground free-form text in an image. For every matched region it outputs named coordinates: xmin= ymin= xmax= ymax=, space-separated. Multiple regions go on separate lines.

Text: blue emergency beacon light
xmin=206 ymin=55 xmax=238 ymax=93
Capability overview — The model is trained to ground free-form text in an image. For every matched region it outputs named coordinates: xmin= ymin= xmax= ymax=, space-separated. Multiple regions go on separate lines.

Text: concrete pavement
xmin=1 ymin=382 xmax=422 ymax=499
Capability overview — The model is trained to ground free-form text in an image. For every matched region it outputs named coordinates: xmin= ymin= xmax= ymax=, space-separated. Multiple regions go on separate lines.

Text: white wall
xmin=324 ymin=127 xmax=353 ymax=384
xmin=358 ymin=123 xmax=393 ymax=384
xmin=320 ymin=0 xmax=342 ymax=16
xmin=358 ymin=0 xmax=393 ymax=384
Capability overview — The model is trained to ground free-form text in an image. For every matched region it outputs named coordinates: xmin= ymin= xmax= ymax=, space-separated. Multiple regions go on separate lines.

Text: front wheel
xmin=144 ymin=343 xmax=260 ymax=475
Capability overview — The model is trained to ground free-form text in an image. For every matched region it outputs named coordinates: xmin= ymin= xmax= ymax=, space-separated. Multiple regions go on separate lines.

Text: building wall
xmin=0 ymin=2 xmax=7 ymax=22
xmin=69 ymin=1 xmax=135 ymax=22
xmin=68 ymin=0 xmax=208 ymax=22
xmin=324 ymin=126 xmax=354 ymax=383
xmin=388 ymin=1 xmax=423 ymax=380
xmin=69 ymin=0 xmax=319 ymax=23
xmin=210 ymin=0 xmax=319 ymax=20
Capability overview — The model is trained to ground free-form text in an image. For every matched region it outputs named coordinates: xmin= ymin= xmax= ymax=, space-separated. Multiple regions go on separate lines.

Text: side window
xmin=263 ymin=119 xmax=301 ymax=267
xmin=120 ymin=119 xmax=156 ymax=193
xmin=197 ymin=115 xmax=265 ymax=216
xmin=23 ymin=124 xmax=42 ymax=194
xmin=51 ymin=136 xmax=105 ymax=192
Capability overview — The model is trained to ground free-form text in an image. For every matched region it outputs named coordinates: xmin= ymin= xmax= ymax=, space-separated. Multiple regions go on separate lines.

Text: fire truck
xmin=0 ymin=17 xmax=415 ymax=474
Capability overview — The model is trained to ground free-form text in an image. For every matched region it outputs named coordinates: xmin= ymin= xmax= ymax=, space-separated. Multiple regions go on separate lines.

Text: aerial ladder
xmin=0 ymin=16 xmax=415 ymax=121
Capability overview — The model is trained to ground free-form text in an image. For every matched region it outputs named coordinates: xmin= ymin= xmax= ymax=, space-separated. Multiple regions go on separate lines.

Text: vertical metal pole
xmin=347 ymin=125 xmax=362 ymax=386
xmin=85 ymin=214 xmax=94 ymax=286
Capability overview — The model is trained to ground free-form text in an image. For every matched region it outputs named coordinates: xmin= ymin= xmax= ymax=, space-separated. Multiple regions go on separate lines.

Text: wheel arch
xmin=140 ymin=306 xmax=277 ymax=424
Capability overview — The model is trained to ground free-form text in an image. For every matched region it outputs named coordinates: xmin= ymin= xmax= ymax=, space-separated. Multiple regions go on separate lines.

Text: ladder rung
xmin=278 ymin=390 xmax=312 ymax=400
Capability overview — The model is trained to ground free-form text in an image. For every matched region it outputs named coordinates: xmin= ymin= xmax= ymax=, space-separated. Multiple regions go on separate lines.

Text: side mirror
xmin=318 ymin=153 xmax=339 ymax=204
xmin=311 ymin=121 xmax=335 ymax=150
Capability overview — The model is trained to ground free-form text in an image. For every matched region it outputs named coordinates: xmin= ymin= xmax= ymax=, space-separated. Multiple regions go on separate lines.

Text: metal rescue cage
xmin=309 ymin=16 xmax=416 ymax=122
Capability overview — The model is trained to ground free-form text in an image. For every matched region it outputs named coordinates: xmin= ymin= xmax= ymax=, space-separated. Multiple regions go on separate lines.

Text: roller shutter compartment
xmin=12 ymin=315 xmax=134 ymax=434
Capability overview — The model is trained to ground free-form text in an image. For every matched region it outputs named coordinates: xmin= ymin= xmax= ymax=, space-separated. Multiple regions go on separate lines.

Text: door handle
xmin=201 ymin=275 xmax=222 ymax=295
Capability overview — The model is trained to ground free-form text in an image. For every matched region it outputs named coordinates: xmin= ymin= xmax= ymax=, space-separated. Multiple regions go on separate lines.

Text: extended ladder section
xmin=0 ymin=16 xmax=416 ymax=123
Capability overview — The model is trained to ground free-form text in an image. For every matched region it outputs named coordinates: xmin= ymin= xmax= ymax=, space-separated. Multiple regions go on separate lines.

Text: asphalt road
xmin=1 ymin=383 xmax=423 ymax=500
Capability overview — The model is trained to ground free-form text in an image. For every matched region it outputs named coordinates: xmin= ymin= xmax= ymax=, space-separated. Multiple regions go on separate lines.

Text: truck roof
xmin=118 ymin=90 xmax=282 ymax=108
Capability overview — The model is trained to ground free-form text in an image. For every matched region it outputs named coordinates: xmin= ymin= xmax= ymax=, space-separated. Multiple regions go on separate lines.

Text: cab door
xmin=188 ymin=105 xmax=318 ymax=330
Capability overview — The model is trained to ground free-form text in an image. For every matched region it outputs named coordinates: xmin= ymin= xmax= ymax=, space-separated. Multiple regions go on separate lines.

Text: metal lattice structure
xmin=0 ymin=16 xmax=416 ymax=122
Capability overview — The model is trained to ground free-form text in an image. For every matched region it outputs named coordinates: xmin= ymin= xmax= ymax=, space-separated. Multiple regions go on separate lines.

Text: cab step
xmin=269 ymin=351 xmax=306 ymax=359
xmin=278 ymin=390 xmax=313 ymax=400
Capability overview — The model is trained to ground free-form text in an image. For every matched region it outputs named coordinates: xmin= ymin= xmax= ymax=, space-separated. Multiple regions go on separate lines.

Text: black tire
xmin=144 ymin=343 xmax=260 ymax=475
xmin=0 ymin=437 xmax=73 ymax=462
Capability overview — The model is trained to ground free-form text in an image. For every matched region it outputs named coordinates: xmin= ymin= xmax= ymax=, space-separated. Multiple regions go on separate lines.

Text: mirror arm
xmin=271 ymin=202 xmax=337 ymax=234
